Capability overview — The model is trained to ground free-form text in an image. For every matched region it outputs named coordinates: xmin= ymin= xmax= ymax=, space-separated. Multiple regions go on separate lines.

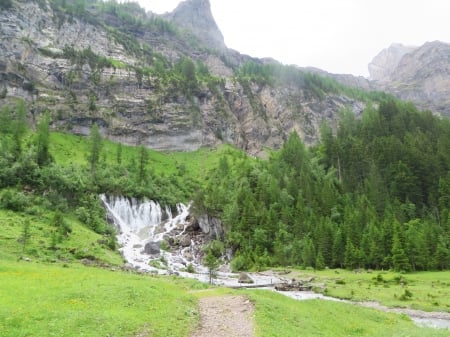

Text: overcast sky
xmin=135 ymin=0 xmax=450 ymax=78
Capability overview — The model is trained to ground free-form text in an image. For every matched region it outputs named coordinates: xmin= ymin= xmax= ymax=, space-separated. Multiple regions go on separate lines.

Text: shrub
xmin=0 ymin=189 xmax=30 ymax=212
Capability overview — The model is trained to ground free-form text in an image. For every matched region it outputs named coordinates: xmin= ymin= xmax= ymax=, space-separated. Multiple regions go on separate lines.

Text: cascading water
xmin=100 ymin=194 xmax=205 ymax=275
xmin=101 ymin=195 xmax=289 ymax=285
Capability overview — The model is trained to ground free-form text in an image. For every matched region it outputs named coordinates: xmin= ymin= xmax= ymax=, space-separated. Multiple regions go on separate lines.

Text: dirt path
xmin=190 ymin=295 xmax=255 ymax=337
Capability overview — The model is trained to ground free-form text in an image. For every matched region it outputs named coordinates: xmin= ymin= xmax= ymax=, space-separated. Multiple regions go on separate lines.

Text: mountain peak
xmin=368 ymin=43 xmax=416 ymax=82
xmin=165 ymin=0 xmax=225 ymax=50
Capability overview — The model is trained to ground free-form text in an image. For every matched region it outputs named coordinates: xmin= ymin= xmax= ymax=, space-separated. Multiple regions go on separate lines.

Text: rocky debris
xmin=275 ymin=278 xmax=314 ymax=291
xmin=238 ymin=272 xmax=254 ymax=284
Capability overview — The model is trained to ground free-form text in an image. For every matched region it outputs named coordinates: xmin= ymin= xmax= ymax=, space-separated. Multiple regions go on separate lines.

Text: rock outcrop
xmin=371 ymin=41 xmax=450 ymax=116
xmin=368 ymin=43 xmax=416 ymax=82
xmin=164 ymin=0 xmax=225 ymax=50
xmin=0 ymin=0 xmax=366 ymax=154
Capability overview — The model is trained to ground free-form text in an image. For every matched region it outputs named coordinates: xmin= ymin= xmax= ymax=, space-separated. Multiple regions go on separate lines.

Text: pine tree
xmin=137 ymin=145 xmax=148 ymax=183
xmin=87 ymin=123 xmax=102 ymax=176
xmin=116 ymin=143 xmax=122 ymax=165
xmin=36 ymin=112 xmax=52 ymax=167
xmin=204 ymin=251 xmax=220 ymax=284
xmin=391 ymin=232 xmax=410 ymax=272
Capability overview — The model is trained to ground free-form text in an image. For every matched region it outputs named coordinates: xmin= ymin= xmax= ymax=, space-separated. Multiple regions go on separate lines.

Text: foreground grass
xmin=191 ymin=288 xmax=450 ymax=336
xmin=0 ymin=261 xmax=206 ymax=337
xmin=245 ymin=289 xmax=450 ymax=337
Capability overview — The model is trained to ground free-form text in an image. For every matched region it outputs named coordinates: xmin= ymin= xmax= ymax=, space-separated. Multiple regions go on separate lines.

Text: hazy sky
xmin=136 ymin=0 xmax=450 ymax=78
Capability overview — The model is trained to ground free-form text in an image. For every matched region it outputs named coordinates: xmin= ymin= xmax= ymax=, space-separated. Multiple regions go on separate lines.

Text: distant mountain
xmin=368 ymin=43 xmax=417 ymax=82
xmin=369 ymin=41 xmax=450 ymax=116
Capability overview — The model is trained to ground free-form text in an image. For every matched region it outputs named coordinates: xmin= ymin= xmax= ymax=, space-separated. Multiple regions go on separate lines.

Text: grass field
xmin=0 ymin=261 xmax=206 ymax=337
xmin=278 ymin=268 xmax=450 ymax=313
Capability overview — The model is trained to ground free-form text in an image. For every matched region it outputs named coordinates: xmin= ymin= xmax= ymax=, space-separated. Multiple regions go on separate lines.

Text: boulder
xmin=179 ymin=235 xmax=191 ymax=247
xmin=238 ymin=272 xmax=254 ymax=284
xmin=143 ymin=241 xmax=160 ymax=255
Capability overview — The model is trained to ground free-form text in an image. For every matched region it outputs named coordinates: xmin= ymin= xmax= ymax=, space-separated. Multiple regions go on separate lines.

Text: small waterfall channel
xmin=100 ymin=194 xmax=206 ymax=275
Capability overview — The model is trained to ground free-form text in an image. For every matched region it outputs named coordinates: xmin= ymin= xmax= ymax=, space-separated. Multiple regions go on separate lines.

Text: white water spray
xmin=100 ymin=194 xmax=198 ymax=273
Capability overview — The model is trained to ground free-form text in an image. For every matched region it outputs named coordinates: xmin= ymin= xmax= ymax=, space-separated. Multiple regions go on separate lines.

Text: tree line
xmin=195 ymin=99 xmax=450 ymax=272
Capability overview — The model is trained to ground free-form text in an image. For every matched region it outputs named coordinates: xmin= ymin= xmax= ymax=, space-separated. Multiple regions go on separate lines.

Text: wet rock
xmin=183 ymin=252 xmax=193 ymax=262
xmin=143 ymin=241 xmax=160 ymax=255
xmin=180 ymin=235 xmax=191 ymax=247
xmin=198 ymin=215 xmax=224 ymax=239
xmin=185 ymin=218 xmax=200 ymax=232
xmin=238 ymin=272 xmax=254 ymax=284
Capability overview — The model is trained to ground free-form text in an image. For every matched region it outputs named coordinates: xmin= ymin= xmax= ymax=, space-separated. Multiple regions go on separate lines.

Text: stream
xmin=101 ymin=195 xmax=450 ymax=331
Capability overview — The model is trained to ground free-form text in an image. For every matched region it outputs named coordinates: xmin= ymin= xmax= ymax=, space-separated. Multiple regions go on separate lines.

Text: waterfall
xmin=100 ymin=194 xmax=198 ymax=273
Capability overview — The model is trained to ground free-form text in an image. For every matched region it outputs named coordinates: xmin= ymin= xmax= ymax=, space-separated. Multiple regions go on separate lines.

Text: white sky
xmin=135 ymin=0 xmax=450 ymax=78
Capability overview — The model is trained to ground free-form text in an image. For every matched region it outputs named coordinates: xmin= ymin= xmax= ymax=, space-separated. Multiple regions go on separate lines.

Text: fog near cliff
xmin=140 ymin=0 xmax=450 ymax=77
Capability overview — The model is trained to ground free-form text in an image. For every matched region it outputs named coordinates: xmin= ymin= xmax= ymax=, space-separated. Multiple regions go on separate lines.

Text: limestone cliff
xmin=0 ymin=0 xmax=366 ymax=154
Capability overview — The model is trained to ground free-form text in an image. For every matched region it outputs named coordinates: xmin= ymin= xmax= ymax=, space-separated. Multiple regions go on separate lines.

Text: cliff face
xmin=369 ymin=41 xmax=450 ymax=117
xmin=0 ymin=0 xmax=365 ymax=153
xmin=368 ymin=43 xmax=416 ymax=82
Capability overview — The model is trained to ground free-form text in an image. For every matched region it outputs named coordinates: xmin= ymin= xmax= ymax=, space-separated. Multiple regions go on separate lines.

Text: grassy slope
xmin=50 ymin=131 xmax=236 ymax=181
xmin=0 ymin=209 xmax=122 ymax=265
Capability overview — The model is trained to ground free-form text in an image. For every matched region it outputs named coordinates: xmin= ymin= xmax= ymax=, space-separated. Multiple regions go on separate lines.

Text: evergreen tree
xmin=204 ymin=251 xmax=220 ymax=284
xmin=87 ymin=123 xmax=102 ymax=176
xmin=137 ymin=145 xmax=149 ymax=183
xmin=391 ymin=231 xmax=410 ymax=272
xmin=116 ymin=143 xmax=122 ymax=165
xmin=11 ymin=101 xmax=28 ymax=160
xmin=434 ymin=236 xmax=449 ymax=270
xmin=35 ymin=112 xmax=52 ymax=167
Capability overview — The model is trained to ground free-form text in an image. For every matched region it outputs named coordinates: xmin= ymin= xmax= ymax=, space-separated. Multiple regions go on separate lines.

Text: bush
xmin=185 ymin=263 xmax=195 ymax=273
xmin=399 ymin=288 xmax=413 ymax=301
xmin=0 ymin=189 xmax=30 ymax=212
xmin=230 ymin=254 xmax=251 ymax=272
